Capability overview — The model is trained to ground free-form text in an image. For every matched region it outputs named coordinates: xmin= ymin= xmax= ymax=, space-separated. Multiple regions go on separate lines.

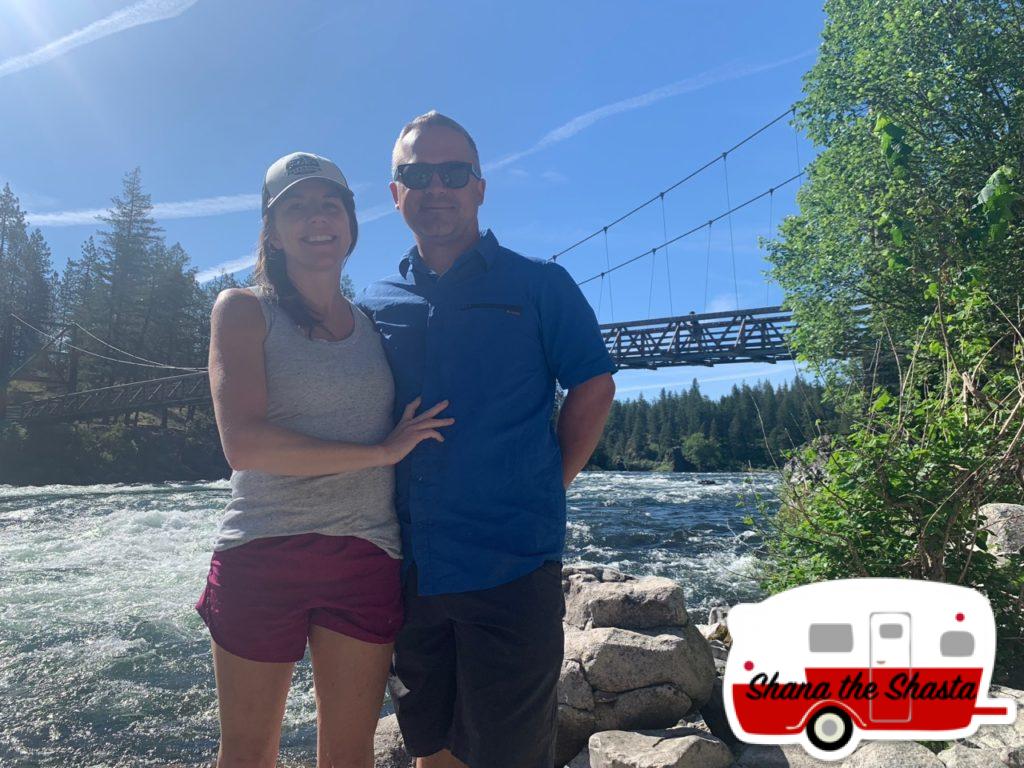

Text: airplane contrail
xmin=485 ymin=49 xmax=815 ymax=172
xmin=0 ymin=0 xmax=200 ymax=80
xmin=27 ymin=49 xmax=813 ymax=229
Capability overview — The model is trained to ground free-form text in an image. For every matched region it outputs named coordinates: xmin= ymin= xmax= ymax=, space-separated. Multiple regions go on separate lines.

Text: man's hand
xmin=556 ymin=373 xmax=615 ymax=488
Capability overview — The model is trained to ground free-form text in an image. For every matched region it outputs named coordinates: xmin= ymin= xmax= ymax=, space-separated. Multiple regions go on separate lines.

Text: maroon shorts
xmin=195 ymin=533 xmax=402 ymax=663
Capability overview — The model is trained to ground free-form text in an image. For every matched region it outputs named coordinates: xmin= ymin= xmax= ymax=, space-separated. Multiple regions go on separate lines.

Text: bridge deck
xmin=7 ymin=306 xmax=795 ymax=423
xmin=602 ymin=305 xmax=794 ymax=369
xmin=13 ymin=373 xmax=210 ymax=423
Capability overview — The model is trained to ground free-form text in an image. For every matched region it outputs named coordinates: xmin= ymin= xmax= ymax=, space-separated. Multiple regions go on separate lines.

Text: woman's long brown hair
xmin=251 ymin=193 xmax=358 ymax=337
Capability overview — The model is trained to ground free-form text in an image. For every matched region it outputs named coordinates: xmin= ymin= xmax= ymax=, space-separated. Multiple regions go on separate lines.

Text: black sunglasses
xmin=393 ymin=161 xmax=481 ymax=190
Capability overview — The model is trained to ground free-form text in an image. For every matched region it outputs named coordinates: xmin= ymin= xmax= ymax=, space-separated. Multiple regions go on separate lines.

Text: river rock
xmin=961 ymin=686 xmax=1024 ymax=749
xmin=695 ymin=607 xmax=731 ymax=647
xmin=560 ymin=704 xmax=599 ymax=766
xmin=707 ymin=606 xmax=729 ymax=624
xmin=735 ymin=744 xmax=835 ymax=767
xmin=564 ymin=564 xmax=633 ymax=587
xmin=937 ymin=744 xmax=1008 ymax=768
xmin=556 ymin=566 xmax=717 ymax=767
xmin=1002 ymin=745 xmax=1024 ymax=767
xmin=841 ymin=741 xmax=945 ymax=767
xmin=567 ymin=745 xmax=593 ymax=768
xmin=781 ymin=436 xmax=832 ymax=489
xmin=980 ymin=504 xmax=1024 ymax=564
xmin=565 ymin=625 xmax=715 ymax=701
xmin=587 ymin=728 xmax=733 ymax=768
xmin=561 ymin=658 xmax=596 ymax=710
xmin=593 ymin=684 xmax=693 ymax=731
xmin=564 ymin=570 xmax=689 ymax=630
xmin=373 ymin=714 xmax=412 ymax=768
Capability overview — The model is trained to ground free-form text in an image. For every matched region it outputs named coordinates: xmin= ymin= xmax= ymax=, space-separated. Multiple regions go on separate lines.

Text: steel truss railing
xmin=16 ymin=372 xmax=210 ymax=422
xmin=602 ymin=306 xmax=795 ymax=369
xmin=11 ymin=306 xmax=811 ymax=422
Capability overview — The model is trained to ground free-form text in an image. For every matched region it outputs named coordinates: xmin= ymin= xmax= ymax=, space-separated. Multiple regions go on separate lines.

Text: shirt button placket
xmin=419 ymin=287 xmax=444 ymax=589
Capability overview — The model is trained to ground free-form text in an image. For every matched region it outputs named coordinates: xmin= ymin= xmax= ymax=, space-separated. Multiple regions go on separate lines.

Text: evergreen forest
xmin=0 ymin=171 xmax=816 ymax=484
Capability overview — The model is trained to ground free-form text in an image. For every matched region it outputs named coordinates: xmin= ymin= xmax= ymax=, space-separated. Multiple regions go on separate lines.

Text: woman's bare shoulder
xmin=212 ymin=287 xmax=265 ymax=330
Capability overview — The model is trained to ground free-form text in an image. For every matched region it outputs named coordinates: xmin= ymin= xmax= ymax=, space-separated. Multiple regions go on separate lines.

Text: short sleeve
xmin=354 ymin=286 xmax=373 ymax=320
xmin=537 ymin=262 xmax=617 ymax=389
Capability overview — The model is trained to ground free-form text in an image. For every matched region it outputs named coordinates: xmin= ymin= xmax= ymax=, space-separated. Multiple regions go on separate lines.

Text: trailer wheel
xmin=806 ymin=707 xmax=853 ymax=751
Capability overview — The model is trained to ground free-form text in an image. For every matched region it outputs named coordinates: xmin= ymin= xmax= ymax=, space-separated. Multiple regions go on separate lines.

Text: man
xmin=359 ymin=111 xmax=616 ymax=768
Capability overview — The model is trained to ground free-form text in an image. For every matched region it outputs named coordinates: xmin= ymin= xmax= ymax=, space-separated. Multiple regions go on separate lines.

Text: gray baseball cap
xmin=261 ymin=152 xmax=353 ymax=216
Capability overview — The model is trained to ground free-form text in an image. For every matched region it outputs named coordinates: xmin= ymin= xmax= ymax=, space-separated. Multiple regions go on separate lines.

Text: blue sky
xmin=0 ymin=0 xmax=827 ymax=400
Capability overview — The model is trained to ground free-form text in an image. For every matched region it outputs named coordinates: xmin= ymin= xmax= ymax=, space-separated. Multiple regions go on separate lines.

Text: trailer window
xmin=879 ymin=623 xmax=903 ymax=639
xmin=941 ymin=631 xmax=974 ymax=657
xmin=809 ymin=624 xmax=853 ymax=653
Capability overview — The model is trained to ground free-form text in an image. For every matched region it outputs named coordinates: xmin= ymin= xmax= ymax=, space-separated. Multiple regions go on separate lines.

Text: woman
xmin=196 ymin=151 xmax=452 ymax=768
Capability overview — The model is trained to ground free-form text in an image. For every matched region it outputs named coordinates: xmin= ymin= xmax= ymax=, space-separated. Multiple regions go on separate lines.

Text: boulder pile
xmin=555 ymin=565 xmax=718 ymax=765
xmin=373 ymin=563 xmax=1024 ymax=768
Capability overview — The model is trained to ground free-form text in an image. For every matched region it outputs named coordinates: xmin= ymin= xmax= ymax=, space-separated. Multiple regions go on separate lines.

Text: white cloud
xmin=29 ymin=188 xmax=391 ymax=229
xmin=197 ymin=253 xmax=256 ymax=283
xmin=359 ymin=202 xmax=396 ymax=223
xmin=485 ymin=49 xmax=815 ymax=173
xmin=194 ymin=202 xmax=396 ymax=283
xmin=27 ymin=192 xmax=261 ymax=227
xmin=0 ymin=0 xmax=200 ymax=80
xmin=540 ymin=170 xmax=569 ymax=185
xmin=706 ymin=292 xmax=740 ymax=313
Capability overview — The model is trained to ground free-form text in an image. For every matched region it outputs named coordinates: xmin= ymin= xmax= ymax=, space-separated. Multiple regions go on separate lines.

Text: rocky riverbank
xmin=372 ymin=550 xmax=1024 ymax=768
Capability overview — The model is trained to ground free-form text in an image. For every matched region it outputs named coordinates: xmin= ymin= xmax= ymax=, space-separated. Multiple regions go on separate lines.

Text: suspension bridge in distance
xmin=3 ymin=107 xmax=828 ymax=425
xmin=2 ymin=305 xmax=796 ymax=424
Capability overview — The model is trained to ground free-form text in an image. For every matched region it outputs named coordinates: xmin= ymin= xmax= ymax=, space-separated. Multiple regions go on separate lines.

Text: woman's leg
xmin=308 ymin=624 xmax=393 ymax=768
xmin=212 ymin=640 xmax=296 ymax=768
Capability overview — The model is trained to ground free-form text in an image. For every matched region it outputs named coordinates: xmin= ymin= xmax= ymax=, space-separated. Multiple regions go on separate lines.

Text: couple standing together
xmin=196 ymin=111 xmax=617 ymax=768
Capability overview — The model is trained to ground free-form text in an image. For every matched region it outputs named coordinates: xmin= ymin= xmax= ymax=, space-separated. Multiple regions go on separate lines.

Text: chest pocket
xmin=459 ymin=302 xmax=523 ymax=316
xmin=453 ymin=301 xmax=540 ymax=380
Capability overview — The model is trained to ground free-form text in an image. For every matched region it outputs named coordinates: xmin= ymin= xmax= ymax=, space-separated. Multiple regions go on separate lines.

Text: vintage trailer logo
xmin=724 ymin=578 xmax=1016 ymax=760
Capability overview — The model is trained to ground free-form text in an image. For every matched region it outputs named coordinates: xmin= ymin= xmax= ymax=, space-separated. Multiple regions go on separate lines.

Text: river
xmin=0 ymin=471 xmax=776 ymax=767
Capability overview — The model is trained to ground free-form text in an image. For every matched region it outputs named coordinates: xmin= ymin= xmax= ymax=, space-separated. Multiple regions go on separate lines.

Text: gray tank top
xmin=214 ymin=287 xmax=401 ymax=557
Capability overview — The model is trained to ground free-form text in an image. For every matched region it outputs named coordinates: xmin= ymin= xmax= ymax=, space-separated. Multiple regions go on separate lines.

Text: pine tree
xmin=95 ymin=168 xmax=163 ymax=384
xmin=0 ymin=185 xmax=54 ymax=372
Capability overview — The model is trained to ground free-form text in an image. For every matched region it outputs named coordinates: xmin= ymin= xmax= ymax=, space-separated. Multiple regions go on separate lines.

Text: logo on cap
xmin=286 ymin=154 xmax=322 ymax=177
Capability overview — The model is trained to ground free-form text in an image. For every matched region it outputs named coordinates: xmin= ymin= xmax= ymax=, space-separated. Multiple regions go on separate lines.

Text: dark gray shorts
xmin=388 ymin=561 xmax=565 ymax=768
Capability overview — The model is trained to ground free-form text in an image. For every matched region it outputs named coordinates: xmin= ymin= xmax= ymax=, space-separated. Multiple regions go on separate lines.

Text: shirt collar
xmin=399 ymin=229 xmax=499 ymax=279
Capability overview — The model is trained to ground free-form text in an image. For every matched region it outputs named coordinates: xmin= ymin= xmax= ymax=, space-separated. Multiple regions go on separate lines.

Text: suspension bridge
xmin=2 ymin=107 xmax=854 ymax=425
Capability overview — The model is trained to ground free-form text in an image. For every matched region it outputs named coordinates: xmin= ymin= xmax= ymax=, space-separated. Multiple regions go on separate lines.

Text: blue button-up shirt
xmin=358 ymin=230 xmax=615 ymax=595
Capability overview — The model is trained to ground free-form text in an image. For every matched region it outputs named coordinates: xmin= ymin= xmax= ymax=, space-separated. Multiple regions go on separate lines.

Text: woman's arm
xmin=209 ymin=288 xmax=450 ymax=476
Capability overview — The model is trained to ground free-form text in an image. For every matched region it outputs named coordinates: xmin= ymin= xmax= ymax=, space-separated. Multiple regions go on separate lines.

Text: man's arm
xmin=556 ymin=372 xmax=615 ymax=488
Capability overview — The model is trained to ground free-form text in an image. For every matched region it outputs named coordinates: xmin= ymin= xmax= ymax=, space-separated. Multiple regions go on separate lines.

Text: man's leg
xmin=417 ymin=749 xmax=467 ymax=768
xmin=390 ymin=567 xmax=460 ymax=762
xmin=446 ymin=562 xmax=565 ymax=768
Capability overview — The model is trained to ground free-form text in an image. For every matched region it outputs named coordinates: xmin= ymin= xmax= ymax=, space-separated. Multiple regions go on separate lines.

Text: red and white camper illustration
xmin=724 ymin=579 xmax=1017 ymax=760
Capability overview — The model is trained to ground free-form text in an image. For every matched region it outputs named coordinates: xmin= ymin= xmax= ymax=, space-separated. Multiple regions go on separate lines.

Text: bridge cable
xmin=548 ymin=106 xmax=795 ymax=263
xmin=791 ymin=106 xmax=802 ymax=175
xmin=9 ymin=315 xmax=206 ymax=372
xmin=602 ymin=228 xmax=615 ymax=321
xmin=576 ymin=171 xmax=804 ymax=287
xmin=71 ymin=322 xmax=206 ymax=371
xmin=722 ymin=153 xmax=740 ymax=310
xmin=596 ymin=274 xmax=605 ymax=321
xmin=766 ymin=188 xmax=775 ymax=306
xmin=659 ymin=193 xmax=674 ymax=316
xmin=704 ymin=222 xmax=713 ymax=313
xmin=647 ymin=248 xmax=657 ymax=319
xmin=2 ymin=319 xmax=73 ymax=383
